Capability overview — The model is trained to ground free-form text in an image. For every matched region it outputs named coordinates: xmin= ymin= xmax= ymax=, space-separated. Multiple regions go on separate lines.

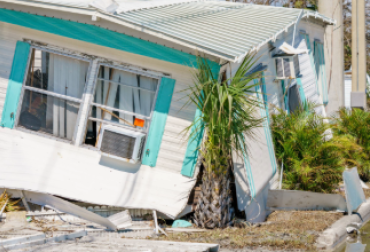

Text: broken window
xmin=84 ymin=65 xmax=159 ymax=147
xmin=288 ymin=84 xmax=302 ymax=113
xmin=17 ymin=49 xmax=89 ymax=141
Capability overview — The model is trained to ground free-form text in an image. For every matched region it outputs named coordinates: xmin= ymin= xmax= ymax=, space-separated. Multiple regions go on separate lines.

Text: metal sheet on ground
xmin=22 ymin=191 xmax=117 ymax=230
xmin=267 ymin=190 xmax=347 ymax=211
xmin=345 ymin=242 xmax=366 ymax=252
xmin=343 ymin=168 xmax=366 ymax=215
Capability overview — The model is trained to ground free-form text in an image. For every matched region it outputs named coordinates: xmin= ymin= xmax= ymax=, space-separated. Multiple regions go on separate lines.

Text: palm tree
xmin=185 ymin=54 xmax=264 ymax=228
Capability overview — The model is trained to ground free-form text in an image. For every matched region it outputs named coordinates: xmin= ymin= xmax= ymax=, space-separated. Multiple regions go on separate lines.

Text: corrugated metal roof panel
xmin=1 ymin=0 xmax=334 ymax=61
xmin=115 ymin=2 xmax=333 ymax=61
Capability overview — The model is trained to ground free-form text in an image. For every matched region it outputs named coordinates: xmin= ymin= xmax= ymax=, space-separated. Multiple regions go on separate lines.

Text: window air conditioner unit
xmin=98 ymin=125 xmax=146 ymax=164
xmin=274 ymin=54 xmax=300 ymax=80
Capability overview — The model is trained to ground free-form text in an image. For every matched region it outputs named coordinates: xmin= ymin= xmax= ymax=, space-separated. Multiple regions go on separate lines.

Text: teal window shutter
xmin=304 ymin=33 xmax=319 ymax=94
xmin=181 ymin=66 xmax=220 ymax=178
xmin=281 ymin=80 xmax=290 ymax=114
xmin=1 ymin=41 xmax=30 ymax=128
xmin=296 ymin=78 xmax=308 ymax=110
xmin=181 ymin=106 xmax=204 ymax=177
xmin=314 ymin=41 xmax=328 ymax=105
xmin=260 ymin=73 xmax=269 ymax=122
xmin=319 ymin=43 xmax=328 ymax=105
xmin=141 ymin=77 xmax=176 ymax=167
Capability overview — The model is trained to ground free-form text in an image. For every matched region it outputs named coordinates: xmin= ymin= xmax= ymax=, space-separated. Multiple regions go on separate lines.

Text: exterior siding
xmin=0 ymin=21 xmax=198 ymax=217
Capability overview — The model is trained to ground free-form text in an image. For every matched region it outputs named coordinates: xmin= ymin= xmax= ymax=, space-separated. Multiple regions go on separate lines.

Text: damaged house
xmin=0 ymin=0 xmax=334 ymax=222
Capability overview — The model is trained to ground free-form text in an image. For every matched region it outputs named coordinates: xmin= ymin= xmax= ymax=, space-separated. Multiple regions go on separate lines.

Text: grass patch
xmin=142 ymin=211 xmax=343 ymax=251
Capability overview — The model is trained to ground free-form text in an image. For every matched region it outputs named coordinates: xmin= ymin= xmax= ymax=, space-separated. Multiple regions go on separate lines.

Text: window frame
xmin=14 ymin=44 xmax=163 ymax=149
xmin=288 ymin=83 xmax=302 ymax=113
xmin=83 ymin=62 xmax=161 ymax=149
xmin=15 ymin=46 xmax=93 ymax=143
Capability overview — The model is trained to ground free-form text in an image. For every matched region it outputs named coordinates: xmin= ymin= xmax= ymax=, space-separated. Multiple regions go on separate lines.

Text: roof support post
xmin=292 ymin=10 xmax=304 ymax=47
xmin=350 ymin=0 xmax=367 ymax=110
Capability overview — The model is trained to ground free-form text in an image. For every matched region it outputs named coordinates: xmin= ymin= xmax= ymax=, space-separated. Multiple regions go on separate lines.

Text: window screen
xmin=283 ymin=58 xmax=291 ymax=77
xmin=289 ymin=84 xmax=302 ymax=113
xmin=17 ymin=49 xmax=89 ymax=141
xmin=85 ymin=66 xmax=159 ymax=147
xmin=276 ymin=58 xmax=284 ymax=78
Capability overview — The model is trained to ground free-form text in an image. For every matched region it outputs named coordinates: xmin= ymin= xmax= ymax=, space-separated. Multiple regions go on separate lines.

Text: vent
xmin=274 ymin=55 xmax=300 ymax=79
xmin=101 ymin=130 xmax=136 ymax=159
xmin=98 ymin=125 xmax=146 ymax=163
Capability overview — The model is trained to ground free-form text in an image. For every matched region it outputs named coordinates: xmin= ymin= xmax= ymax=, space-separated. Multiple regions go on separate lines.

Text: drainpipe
xmin=350 ymin=0 xmax=367 ymax=110
xmin=318 ymin=0 xmax=345 ymax=114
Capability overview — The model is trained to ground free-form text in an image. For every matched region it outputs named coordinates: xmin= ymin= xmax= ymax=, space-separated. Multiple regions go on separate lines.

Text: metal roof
xmin=8 ymin=0 xmax=92 ymax=8
xmin=1 ymin=0 xmax=334 ymax=62
xmin=115 ymin=2 xmax=334 ymax=62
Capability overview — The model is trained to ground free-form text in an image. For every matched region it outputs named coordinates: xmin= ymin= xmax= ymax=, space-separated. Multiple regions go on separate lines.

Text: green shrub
xmin=332 ymin=108 xmax=370 ymax=180
xmin=271 ymin=105 xmax=364 ymax=193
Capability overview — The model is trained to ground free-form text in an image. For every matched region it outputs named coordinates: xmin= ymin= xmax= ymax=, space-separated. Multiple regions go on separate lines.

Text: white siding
xmin=0 ymin=22 xmax=199 ymax=218
xmin=0 ymin=25 xmax=17 ymax=119
xmin=344 ymin=75 xmax=352 ymax=108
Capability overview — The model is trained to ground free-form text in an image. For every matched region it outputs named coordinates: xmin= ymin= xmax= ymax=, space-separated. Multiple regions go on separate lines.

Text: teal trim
xmin=0 ymin=8 xmax=219 ymax=72
xmin=281 ymin=80 xmax=290 ymax=114
xmin=142 ymin=77 xmax=175 ymax=167
xmin=181 ymin=106 xmax=204 ymax=177
xmin=260 ymin=73 xmax=269 ymax=123
xmin=1 ymin=41 xmax=30 ymax=128
xmin=296 ymin=78 xmax=308 ymax=110
xmin=319 ymin=43 xmax=328 ymax=105
xmin=254 ymin=80 xmax=277 ymax=177
xmin=181 ymin=68 xmax=220 ymax=177
xmin=303 ymin=33 xmax=319 ymax=95
xmin=314 ymin=41 xmax=328 ymax=105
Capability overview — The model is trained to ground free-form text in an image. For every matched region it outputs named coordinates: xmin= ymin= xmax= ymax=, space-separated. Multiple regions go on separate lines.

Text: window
xmin=274 ymin=55 xmax=300 ymax=79
xmin=16 ymin=46 xmax=161 ymax=160
xmin=84 ymin=65 xmax=159 ymax=147
xmin=288 ymin=84 xmax=301 ymax=113
xmin=17 ymin=49 xmax=89 ymax=141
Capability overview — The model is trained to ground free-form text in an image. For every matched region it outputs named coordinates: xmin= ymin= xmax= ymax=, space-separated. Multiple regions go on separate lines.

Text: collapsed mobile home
xmin=0 ymin=0 xmax=334 ymax=222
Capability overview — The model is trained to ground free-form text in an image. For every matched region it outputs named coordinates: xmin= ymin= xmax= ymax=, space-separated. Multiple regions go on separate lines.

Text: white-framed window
xmin=15 ymin=46 xmax=161 ymax=153
xmin=84 ymin=64 xmax=160 ymax=147
xmin=16 ymin=48 xmax=91 ymax=142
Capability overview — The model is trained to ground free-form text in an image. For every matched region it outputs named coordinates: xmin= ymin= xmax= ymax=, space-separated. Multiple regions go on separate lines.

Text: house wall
xmin=0 ymin=21 xmax=200 ymax=218
xmin=232 ymin=18 xmax=329 ymax=222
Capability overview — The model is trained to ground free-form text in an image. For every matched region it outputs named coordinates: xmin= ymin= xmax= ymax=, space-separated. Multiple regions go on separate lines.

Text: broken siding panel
xmin=0 ymin=127 xmax=195 ymax=218
xmin=280 ymin=22 xmax=326 ymax=115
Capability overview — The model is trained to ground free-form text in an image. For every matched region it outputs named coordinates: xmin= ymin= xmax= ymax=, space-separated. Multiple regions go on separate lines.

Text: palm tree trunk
xmin=193 ymin=168 xmax=235 ymax=229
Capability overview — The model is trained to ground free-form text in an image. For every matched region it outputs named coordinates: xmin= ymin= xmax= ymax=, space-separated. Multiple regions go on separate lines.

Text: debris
xmin=1 ymin=230 xmax=86 ymax=251
xmin=172 ymin=220 xmax=193 ymax=228
xmin=19 ymin=190 xmax=31 ymax=212
xmin=107 ymin=210 xmax=132 ymax=230
xmin=152 ymin=210 xmax=159 ymax=234
xmin=343 ymin=167 xmax=366 ymax=215
xmin=345 ymin=242 xmax=366 ymax=252
xmin=0 ymin=211 xmax=29 ymax=232
xmin=0 ymin=190 xmax=23 ymax=214
xmin=346 ymin=226 xmax=359 ymax=235
xmin=21 ymin=190 xmax=117 ymax=230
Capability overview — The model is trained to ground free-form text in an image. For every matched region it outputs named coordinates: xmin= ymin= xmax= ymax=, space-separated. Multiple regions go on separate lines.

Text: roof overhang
xmin=0 ymin=0 xmax=335 ymax=63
